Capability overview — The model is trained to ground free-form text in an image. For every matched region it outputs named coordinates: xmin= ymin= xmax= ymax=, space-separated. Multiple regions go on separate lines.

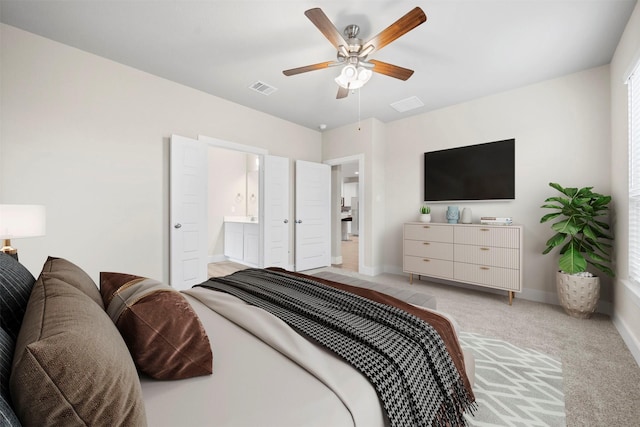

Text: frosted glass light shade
xmin=0 ymin=205 xmax=46 ymax=239
xmin=335 ymin=65 xmax=372 ymax=90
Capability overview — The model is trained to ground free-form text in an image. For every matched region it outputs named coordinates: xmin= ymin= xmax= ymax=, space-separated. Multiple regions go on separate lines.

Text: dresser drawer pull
xmin=423 ymin=259 xmax=431 ymax=262
xmin=423 ymin=225 xmax=430 ymax=229
xmin=480 ymin=228 xmax=490 ymax=231
xmin=423 ymin=242 xmax=430 ymax=245
xmin=480 ymin=266 xmax=490 ymax=270
xmin=480 ymin=247 xmax=490 ymax=251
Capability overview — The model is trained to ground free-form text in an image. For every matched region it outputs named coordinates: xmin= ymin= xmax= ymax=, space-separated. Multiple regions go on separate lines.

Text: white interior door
xmin=170 ymin=134 xmax=208 ymax=290
xmin=295 ymin=160 xmax=331 ymax=271
xmin=263 ymin=155 xmax=290 ymax=268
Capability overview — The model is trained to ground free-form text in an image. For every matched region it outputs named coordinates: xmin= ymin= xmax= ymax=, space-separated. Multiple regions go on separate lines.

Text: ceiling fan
xmin=283 ymin=7 xmax=427 ymax=99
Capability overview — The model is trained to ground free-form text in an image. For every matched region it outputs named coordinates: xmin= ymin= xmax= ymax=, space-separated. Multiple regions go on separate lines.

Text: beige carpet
xmin=309 ymin=268 xmax=640 ymax=427
xmin=207 ymin=263 xmax=640 ymax=426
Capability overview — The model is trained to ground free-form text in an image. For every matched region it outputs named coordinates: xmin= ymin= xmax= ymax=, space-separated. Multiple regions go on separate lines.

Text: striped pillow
xmin=0 ymin=394 xmax=21 ymax=427
xmin=0 ymin=328 xmax=14 ymax=400
xmin=0 ymin=329 xmax=20 ymax=427
xmin=0 ymin=253 xmax=36 ymax=341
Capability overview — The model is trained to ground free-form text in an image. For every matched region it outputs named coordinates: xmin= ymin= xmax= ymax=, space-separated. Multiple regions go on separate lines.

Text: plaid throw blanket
xmin=197 ymin=269 xmax=475 ymax=427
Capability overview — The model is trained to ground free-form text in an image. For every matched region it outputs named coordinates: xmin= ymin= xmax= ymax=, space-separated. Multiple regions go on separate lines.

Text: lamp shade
xmin=0 ymin=205 xmax=46 ymax=239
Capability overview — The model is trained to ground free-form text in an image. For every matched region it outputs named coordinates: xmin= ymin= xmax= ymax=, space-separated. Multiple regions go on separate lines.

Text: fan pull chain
xmin=358 ymin=88 xmax=361 ymax=131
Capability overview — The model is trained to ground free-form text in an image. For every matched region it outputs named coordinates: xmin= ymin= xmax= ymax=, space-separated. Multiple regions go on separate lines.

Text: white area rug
xmin=459 ymin=332 xmax=566 ymax=427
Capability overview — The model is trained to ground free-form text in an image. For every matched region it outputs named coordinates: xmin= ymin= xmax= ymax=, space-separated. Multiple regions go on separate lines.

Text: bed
xmin=0 ymin=254 xmax=475 ymax=426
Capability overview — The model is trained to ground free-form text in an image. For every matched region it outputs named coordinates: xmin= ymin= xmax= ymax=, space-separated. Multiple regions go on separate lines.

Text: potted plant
xmin=540 ymin=182 xmax=614 ymax=318
xmin=419 ymin=205 xmax=431 ymax=223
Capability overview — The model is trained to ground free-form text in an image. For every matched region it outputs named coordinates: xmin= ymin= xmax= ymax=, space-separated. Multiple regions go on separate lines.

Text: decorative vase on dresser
xmin=403 ymin=222 xmax=523 ymax=305
xmin=460 ymin=208 xmax=472 ymax=224
xmin=446 ymin=206 xmax=459 ymax=223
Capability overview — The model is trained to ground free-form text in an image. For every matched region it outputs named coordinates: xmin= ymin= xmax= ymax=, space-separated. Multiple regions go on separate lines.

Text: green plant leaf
xmin=582 ymin=225 xmax=597 ymax=241
xmin=544 ymin=233 xmax=566 ymax=250
xmin=590 ymin=262 xmax=615 ymax=277
xmin=594 ymin=220 xmax=611 ymax=230
xmin=540 ymin=212 xmax=561 ymax=223
xmin=586 ymin=251 xmax=610 ymax=263
xmin=541 ymin=183 xmax=614 ymax=276
xmin=558 ymin=244 xmax=587 ymax=273
xmin=552 ymin=219 xmax=580 ymax=235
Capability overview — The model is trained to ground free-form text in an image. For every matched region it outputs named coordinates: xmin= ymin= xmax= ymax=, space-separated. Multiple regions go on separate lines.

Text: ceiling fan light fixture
xmin=358 ymin=68 xmax=372 ymax=82
xmin=343 ymin=64 xmax=358 ymax=79
xmin=335 ymin=64 xmax=372 ymax=89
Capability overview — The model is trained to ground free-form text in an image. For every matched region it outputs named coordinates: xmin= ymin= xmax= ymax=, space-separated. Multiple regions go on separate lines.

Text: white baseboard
xmin=359 ymin=264 xmax=383 ymax=276
xmin=384 ymin=265 xmax=404 ymax=276
xmin=382 ymin=266 xmax=613 ymax=314
xmin=613 ymin=313 xmax=640 ymax=367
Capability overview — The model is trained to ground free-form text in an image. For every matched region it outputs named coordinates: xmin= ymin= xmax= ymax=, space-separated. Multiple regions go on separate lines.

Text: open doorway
xmin=337 ymin=162 xmax=359 ymax=272
xmin=197 ymin=135 xmax=268 ymax=276
xmin=326 ymin=155 xmax=364 ymax=274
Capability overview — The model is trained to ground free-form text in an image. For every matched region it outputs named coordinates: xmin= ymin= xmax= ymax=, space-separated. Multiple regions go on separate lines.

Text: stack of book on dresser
xmin=480 ymin=216 xmax=513 ymax=226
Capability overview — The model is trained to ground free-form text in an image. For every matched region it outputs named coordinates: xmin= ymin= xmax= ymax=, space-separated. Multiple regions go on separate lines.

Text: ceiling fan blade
xmin=369 ymin=60 xmax=414 ymax=81
xmin=283 ymin=61 xmax=334 ymax=76
xmin=336 ymin=85 xmax=349 ymax=99
xmin=362 ymin=7 xmax=427 ymax=55
xmin=304 ymin=8 xmax=348 ymax=50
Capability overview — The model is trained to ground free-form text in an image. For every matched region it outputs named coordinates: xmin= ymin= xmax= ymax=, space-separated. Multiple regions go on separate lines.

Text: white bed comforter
xmin=140 ymin=288 xmax=386 ymax=427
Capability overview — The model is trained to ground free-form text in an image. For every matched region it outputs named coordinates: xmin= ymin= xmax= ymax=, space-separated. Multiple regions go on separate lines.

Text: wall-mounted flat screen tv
xmin=424 ymin=139 xmax=515 ymax=202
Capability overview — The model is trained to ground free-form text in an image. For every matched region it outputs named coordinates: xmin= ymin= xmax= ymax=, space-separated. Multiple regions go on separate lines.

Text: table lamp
xmin=0 ymin=204 xmax=46 ymax=261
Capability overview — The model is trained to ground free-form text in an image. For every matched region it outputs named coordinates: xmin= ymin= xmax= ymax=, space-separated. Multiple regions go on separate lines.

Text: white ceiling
xmin=0 ymin=0 xmax=636 ymax=131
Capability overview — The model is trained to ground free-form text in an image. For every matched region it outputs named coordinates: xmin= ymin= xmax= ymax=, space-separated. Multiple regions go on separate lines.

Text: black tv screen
xmin=424 ymin=139 xmax=515 ymax=201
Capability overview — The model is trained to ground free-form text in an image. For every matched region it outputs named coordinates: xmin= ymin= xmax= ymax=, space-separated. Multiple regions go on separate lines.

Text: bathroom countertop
xmin=224 ymin=216 xmax=259 ymax=224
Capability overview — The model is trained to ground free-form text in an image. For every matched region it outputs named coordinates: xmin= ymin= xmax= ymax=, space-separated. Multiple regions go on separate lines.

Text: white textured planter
xmin=419 ymin=214 xmax=431 ymax=223
xmin=556 ymin=271 xmax=600 ymax=319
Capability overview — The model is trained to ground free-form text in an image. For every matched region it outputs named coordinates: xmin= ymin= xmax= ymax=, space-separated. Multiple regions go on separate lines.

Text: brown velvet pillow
xmin=100 ymin=272 xmax=213 ymax=380
xmin=10 ymin=271 xmax=147 ymax=426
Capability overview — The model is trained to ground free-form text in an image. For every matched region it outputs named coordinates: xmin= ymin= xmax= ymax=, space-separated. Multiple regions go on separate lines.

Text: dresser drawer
xmin=404 ymin=240 xmax=454 ymax=260
xmin=454 ymin=245 xmax=519 ymax=269
xmin=404 ymin=255 xmax=454 ymax=279
xmin=404 ymin=223 xmax=453 ymax=243
xmin=454 ymin=226 xmax=520 ymax=248
xmin=454 ymin=263 xmax=520 ymax=291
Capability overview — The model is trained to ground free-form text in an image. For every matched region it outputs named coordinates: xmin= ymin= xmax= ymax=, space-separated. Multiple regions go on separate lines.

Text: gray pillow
xmin=10 ymin=273 xmax=147 ymax=426
xmin=38 ymin=256 xmax=104 ymax=309
xmin=0 ymin=254 xmax=36 ymax=341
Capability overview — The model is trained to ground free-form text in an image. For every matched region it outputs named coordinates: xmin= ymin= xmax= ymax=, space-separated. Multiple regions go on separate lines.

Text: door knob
xmin=174 ymin=223 xmax=182 ymax=229
xmin=283 ymin=219 xmax=289 ymax=224
xmin=295 ymin=220 xmax=302 ymax=224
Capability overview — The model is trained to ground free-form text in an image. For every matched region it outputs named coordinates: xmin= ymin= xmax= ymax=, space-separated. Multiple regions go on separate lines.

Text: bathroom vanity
xmin=224 ymin=216 xmax=259 ymax=266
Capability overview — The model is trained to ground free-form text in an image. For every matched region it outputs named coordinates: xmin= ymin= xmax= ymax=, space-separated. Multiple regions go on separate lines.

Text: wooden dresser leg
xmin=409 ymin=273 xmax=413 ymax=285
xmin=509 ymin=291 xmax=514 ymax=306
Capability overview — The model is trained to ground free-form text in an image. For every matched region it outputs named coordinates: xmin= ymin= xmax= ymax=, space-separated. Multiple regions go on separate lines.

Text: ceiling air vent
xmin=249 ymin=81 xmax=278 ymax=96
xmin=390 ymin=96 xmax=424 ymax=113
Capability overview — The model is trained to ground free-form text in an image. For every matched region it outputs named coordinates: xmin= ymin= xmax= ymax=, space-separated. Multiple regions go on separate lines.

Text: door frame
xmin=324 ymin=154 xmax=365 ymax=274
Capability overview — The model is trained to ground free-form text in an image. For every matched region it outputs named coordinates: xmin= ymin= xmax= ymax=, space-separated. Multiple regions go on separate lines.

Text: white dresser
xmin=403 ymin=222 xmax=523 ymax=304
